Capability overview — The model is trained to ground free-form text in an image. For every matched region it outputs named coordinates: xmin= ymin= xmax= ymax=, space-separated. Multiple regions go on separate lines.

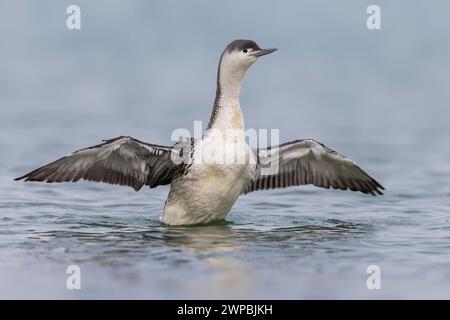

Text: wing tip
xmin=14 ymin=173 xmax=31 ymax=181
xmin=366 ymin=184 xmax=384 ymax=196
xmin=370 ymin=189 xmax=383 ymax=196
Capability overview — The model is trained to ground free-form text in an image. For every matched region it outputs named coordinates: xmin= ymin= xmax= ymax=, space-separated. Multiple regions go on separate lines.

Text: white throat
xmin=208 ymin=53 xmax=254 ymax=131
xmin=217 ymin=58 xmax=248 ymax=106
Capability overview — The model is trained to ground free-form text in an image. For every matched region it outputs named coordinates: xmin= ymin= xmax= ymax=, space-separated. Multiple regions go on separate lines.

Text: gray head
xmin=215 ymin=40 xmax=277 ymax=100
xmin=225 ymin=39 xmax=277 ymax=57
xmin=219 ymin=39 xmax=277 ymax=76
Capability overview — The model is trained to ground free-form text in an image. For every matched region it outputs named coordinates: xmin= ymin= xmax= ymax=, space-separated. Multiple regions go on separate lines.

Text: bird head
xmin=220 ymin=39 xmax=277 ymax=72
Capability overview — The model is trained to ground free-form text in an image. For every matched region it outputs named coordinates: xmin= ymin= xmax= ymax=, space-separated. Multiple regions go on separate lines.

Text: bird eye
xmin=243 ymin=49 xmax=248 ymax=53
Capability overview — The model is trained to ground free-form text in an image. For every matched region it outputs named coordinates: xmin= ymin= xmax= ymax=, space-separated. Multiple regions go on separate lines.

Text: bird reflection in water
xmin=163 ymin=222 xmax=254 ymax=298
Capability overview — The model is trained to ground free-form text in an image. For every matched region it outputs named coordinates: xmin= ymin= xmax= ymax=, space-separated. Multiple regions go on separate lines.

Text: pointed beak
xmin=253 ymin=48 xmax=278 ymax=57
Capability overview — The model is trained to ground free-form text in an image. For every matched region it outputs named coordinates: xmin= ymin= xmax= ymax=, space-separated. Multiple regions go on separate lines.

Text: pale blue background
xmin=0 ymin=1 xmax=449 ymax=299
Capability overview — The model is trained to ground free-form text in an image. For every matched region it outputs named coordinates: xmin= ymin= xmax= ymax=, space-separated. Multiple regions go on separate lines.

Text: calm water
xmin=1 ymin=1 xmax=450 ymax=299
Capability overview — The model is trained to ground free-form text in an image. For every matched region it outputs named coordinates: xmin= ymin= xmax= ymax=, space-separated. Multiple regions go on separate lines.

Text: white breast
xmin=162 ymin=126 xmax=256 ymax=225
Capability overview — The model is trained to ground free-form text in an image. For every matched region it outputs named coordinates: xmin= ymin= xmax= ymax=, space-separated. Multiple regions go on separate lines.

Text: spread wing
xmin=245 ymin=139 xmax=384 ymax=195
xmin=15 ymin=136 xmax=181 ymax=191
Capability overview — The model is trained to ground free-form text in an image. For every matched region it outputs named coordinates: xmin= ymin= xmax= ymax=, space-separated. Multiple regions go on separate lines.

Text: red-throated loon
xmin=15 ymin=39 xmax=384 ymax=225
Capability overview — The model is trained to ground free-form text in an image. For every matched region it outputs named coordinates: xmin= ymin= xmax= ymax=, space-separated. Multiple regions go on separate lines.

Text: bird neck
xmin=207 ymin=57 xmax=248 ymax=131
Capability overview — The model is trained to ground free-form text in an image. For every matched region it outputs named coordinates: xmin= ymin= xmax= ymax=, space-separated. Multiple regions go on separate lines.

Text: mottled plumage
xmin=246 ymin=139 xmax=383 ymax=195
xmin=15 ymin=136 xmax=179 ymax=191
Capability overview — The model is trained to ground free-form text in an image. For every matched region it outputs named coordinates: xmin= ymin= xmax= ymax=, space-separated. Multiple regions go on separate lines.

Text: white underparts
xmin=162 ymin=50 xmax=258 ymax=225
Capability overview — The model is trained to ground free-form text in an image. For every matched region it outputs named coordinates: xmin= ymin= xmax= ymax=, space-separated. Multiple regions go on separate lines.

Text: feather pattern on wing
xmin=15 ymin=136 xmax=181 ymax=191
xmin=245 ymin=139 xmax=384 ymax=195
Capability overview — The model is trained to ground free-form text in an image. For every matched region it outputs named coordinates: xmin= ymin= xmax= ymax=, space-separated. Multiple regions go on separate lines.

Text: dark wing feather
xmin=245 ymin=139 xmax=384 ymax=195
xmin=15 ymin=136 xmax=181 ymax=191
